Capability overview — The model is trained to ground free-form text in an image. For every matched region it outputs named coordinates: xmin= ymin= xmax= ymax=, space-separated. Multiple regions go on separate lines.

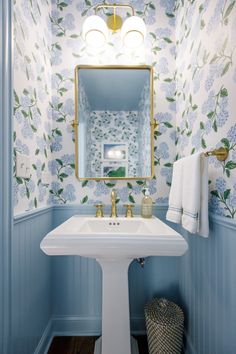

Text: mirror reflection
xmin=75 ymin=66 xmax=153 ymax=180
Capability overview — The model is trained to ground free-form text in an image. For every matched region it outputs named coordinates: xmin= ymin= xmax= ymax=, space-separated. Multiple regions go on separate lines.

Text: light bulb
xmin=107 ymin=150 xmax=113 ymax=158
xmin=115 ymin=150 xmax=122 ymax=158
xmin=121 ymin=16 xmax=146 ymax=49
xmin=82 ymin=15 xmax=108 ymax=48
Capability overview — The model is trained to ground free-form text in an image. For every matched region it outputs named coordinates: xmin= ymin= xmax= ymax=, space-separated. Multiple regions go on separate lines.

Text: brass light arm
xmin=94 ymin=4 xmax=135 ymax=31
xmin=95 ymin=4 xmax=135 ymax=16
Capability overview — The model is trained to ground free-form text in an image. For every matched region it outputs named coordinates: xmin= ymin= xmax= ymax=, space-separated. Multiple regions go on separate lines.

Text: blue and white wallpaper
xmin=13 ymin=0 xmax=176 ymax=213
xmin=138 ymin=80 xmax=152 ymax=177
xmin=49 ymin=0 xmax=176 ymax=207
xmin=86 ymin=110 xmax=140 ymax=177
xmin=13 ymin=0 xmax=52 ymax=213
xmin=175 ymin=0 xmax=236 ymax=218
xmin=13 ymin=0 xmax=236 ymax=219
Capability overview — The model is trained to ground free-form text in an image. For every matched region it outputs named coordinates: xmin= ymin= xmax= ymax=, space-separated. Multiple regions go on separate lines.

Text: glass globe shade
xmin=114 ymin=150 xmax=122 ymax=158
xmin=121 ymin=16 xmax=146 ymax=49
xmin=82 ymin=15 xmax=108 ymax=48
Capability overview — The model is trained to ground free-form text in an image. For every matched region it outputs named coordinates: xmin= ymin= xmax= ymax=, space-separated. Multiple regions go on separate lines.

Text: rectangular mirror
xmin=74 ymin=65 xmax=154 ymax=180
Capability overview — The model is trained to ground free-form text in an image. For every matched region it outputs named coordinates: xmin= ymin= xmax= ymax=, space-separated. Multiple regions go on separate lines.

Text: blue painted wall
xmin=1 ymin=1 xmax=12 ymax=353
xmin=178 ymin=217 xmax=236 ymax=354
xmin=11 ymin=208 xmax=53 ymax=354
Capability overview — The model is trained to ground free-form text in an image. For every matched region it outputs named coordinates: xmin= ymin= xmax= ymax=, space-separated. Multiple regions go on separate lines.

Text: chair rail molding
xmin=0 ymin=0 xmax=13 ymax=353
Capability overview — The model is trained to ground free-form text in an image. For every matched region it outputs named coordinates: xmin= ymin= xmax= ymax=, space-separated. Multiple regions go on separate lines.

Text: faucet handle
xmin=123 ymin=204 xmax=134 ymax=218
xmin=94 ymin=204 xmax=104 ymax=218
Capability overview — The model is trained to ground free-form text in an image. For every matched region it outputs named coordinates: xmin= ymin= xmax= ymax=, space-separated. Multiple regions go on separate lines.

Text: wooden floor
xmin=47 ymin=336 xmax=149 ymax=354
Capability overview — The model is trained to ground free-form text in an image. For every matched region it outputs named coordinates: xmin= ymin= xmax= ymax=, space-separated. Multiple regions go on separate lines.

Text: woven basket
xmin=144 ymin=298 xmax=184 ymax=354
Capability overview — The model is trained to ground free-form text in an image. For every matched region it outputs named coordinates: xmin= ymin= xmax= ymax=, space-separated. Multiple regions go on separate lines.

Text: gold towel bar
xmin=204 ymin=147 xmax=228 ymax=161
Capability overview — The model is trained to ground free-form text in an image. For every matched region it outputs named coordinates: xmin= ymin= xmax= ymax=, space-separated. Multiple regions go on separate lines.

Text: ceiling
xmin=79 ymin=68 xmax=150 ymax=111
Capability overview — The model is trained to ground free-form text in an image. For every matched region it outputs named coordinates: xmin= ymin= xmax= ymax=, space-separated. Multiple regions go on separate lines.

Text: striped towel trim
xmin=169 ymin=206 xmax=198 ymax=219
xmin=183 ymin=209 xmax=198 ymax=219
xmin=168 ymin=206 xmax=183 ymax=213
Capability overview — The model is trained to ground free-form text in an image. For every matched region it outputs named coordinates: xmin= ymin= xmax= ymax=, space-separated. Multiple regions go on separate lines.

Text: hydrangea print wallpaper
xmin=13 ymin=0 xmax=52 ymax=213
xmin=175 ymin=0 xmax=236 ymax=218
xmin=13 ymin=0 xmax=236 ymax=219
xmin=13 ymin=0 xmax=176 ymax=213
xmin=86 ymin=111 xmax=141 ymax=177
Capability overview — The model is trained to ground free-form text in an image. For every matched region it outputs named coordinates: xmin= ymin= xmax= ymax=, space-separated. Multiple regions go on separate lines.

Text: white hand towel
xmin=166 ymin=159 xmax=183 ymax=224
xmin=181 ymin=153 xmax=209 ymax=237
xmin=198 ymin=155 xmax=209 ymax=237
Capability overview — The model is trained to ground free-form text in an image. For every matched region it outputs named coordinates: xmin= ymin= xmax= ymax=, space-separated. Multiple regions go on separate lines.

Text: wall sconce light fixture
xmin=82 ymin=4 xmax=146 ymax=49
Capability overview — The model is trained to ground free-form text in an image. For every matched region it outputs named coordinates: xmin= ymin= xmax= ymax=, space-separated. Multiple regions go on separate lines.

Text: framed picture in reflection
xmin=102 ymin=161 xmax=127 ymax=178
xmin=102 ymin=142 xmax=128 ymax=161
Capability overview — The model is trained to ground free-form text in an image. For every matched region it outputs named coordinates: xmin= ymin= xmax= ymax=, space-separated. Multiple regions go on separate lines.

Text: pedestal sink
xmin=40 ymin=216 xmax=188 ymax=354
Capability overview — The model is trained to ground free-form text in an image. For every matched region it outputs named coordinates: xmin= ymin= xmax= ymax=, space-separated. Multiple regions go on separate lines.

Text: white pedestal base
xmin=95 ymin=258 xmax=138 ymax=354
xmin=94 ymin=336 xmax=139 ymax=354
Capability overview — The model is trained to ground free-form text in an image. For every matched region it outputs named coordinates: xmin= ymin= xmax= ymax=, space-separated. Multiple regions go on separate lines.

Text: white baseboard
xmin=33 ymin=319 xmax=53 ymax=354
xmin=50 ymin=315 xmax=146 ymax=336
xmin=51 ymin=315 xmax=102 ymax=336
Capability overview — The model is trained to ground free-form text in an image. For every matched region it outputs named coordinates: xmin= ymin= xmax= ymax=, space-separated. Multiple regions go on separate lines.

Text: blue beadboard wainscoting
xmin=179 ymin=216 xmax=236 ymax=354
xmin=11 ymin=205 xmax=236 ymax=354
xmin=1 ymin=1 xmax=12 ymax=353
xmin=12 ymin=207 xmax=54 ymax=354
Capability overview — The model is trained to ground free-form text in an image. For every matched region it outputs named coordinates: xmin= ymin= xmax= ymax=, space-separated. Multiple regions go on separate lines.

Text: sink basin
xmin=40 ymin=215 xmax=188 ymax=354
xmin=40 ymin=215 xmax=188 ymax=259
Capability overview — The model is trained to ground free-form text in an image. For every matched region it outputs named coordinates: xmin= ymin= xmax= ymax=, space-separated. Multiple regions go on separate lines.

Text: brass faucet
xmin=110 ymin=188 xmax=118 ymax=218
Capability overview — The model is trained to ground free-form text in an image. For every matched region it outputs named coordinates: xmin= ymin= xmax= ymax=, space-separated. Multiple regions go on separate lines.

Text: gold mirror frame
xmin=74 ymin=65 xmax=156 ymax=181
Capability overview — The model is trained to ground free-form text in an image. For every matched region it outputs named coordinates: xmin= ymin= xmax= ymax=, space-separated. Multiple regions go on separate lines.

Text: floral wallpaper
xmin=78 ymin=80 xmax=91 ymax=177
xmin=13 ymin=0 xmax=52 ymax=214
xmin=175 ymin=0 xmax=236 ymax=218
xmin=138 ymin=80 xmax=152 ymax=177
xmin=48 ymin=0 xmax=176 ymax=207
xmin=13 ymin=0 xmax=236 ymax=219
xmin=13 ymin=0 xmax=176 ymax=213
xmin=86 ymin=110 xmax=141 ymax=177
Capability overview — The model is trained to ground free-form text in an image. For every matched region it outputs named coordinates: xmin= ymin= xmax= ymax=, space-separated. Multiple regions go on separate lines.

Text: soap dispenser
xmin=141 ymin=188 xmax=153 ymax=218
